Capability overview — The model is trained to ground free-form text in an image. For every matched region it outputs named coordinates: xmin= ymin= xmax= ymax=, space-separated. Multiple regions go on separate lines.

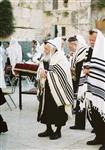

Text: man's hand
xmin=40 ymin=69 xmax=47 ymax=79
xmin=83 ymin=68 xmax=90 ymax=75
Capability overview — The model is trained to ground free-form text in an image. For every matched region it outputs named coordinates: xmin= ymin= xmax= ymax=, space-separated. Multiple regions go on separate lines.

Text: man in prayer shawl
xmin=68 ymin=36 xmax=87 ymax=130
xmin=78 ymin=29 xmax=105 ymax=148
xmin=27 ymin=40 xmax=42 ymax=63
xmin=0 ymin=42 xmax=7 ymax=69
xmin=7 ymin=38 xmax=22 ymax=74
xmin=0 ymin=52 xmax=8 ymax=133
xmin=37 ymin=37 xmax=74 ymax=140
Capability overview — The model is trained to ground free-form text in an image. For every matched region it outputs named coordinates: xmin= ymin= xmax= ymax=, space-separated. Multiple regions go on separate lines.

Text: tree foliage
xmin=0 ymin=0 xmax=15 ymax=38
xmin=97 ymin=0 xmax=105 ymax=9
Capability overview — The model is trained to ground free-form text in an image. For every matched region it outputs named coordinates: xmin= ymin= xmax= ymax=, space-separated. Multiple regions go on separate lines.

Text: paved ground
xmin=0 ymin=82 xmax=101 ymax=150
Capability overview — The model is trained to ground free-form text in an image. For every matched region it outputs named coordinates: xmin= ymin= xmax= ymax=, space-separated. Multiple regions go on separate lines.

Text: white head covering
xmin=10 ymin=38 xmax=18 ymax=46
xmin=48 ymin=37 xmax=62 ymax=51
xmin=76 ymin=35 xmax=87 ymax=49
xmin=92 ymin=29 xmax=105 ymax=60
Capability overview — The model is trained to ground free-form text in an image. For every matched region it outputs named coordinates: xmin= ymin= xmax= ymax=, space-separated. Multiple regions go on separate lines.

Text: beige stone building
xmin=9 ymin=0 xmax=105 ymax=41
xmin=8 ymin=0 xmax=91 ymax=41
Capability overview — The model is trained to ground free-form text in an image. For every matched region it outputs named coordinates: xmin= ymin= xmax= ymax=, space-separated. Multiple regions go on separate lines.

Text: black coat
xmin=0 ymin=88 xmax=6 ymax=106
xmin=37 ymin=61 xmax=68 ymax=126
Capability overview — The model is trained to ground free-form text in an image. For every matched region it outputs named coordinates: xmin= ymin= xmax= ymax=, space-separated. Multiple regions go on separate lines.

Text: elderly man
xmin=37 ymin=37 xmax=74 ymax=140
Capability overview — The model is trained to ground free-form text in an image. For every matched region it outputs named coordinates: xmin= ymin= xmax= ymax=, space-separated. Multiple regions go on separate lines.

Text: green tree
xmin=0 ymin=0 xmax=15 ymax=38
xmin=97 ymin=0 xmax=105 ymax=9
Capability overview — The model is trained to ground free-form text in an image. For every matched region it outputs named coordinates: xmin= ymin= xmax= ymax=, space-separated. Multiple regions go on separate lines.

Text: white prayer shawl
xmin=86 ymin=30 xmax=105 ymax=121
xmin=76 ymin=35 xmax=87 ymax=49
xmin=78 ymin=30 xmax=105 ymax=121
xmin=48 ymin=37 xmax=65 ymax=55
xmin=48 ymin=37 xmax=61 ymax=51
xmin=0 ymin=54 xmax=6 ymax=88
xmin=7 ymin=38 xmax=22 ymax=74
xmin=32 ymin=51 xmax=41 ymax=63
xmin=72 ymin=47 xmax=87 ymax=69
xmin=70 ymin=36 xmax=87 ymax=87
xmin=0 ymin=45 xmax=7 ymax=69
xmin=47 ymin=51 xmax=74 ymax=117
xmin=72 ymin=35 xmax=88 ymax=67
xmin=36 ymin=41 xmax=40 ymax=52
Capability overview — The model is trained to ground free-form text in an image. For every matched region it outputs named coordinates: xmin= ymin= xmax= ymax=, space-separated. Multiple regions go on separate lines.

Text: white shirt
xmin=0 ymin=54 xmax=6 ymax=88
xmin=7 ymin=43 xmax=22 ymax=74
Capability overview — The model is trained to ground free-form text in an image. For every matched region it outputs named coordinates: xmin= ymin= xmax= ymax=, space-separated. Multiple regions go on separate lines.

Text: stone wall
xmin=8 ymin=0 xmax=92 ymax=41
xmin=91 ymin=0 xmax=105 ymax=34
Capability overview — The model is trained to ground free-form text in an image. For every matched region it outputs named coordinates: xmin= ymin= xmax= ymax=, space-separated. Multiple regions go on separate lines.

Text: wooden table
xmin=14 ymin=63 xmax=39 ymax=110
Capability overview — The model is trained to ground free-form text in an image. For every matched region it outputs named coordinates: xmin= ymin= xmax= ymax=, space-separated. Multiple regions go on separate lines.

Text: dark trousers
xmin=0 ymin=88 xmax=6 ymax=105
xmin=89 ymin=106 xmax=105 ymax=144
xmin=74 ymin=100 xmax=86 ymax=128
xmin=0 ymin=114 xmax=8 ymax=133
xmin=37 ymin=81 xmax=68 ymax=126
xmin=0 ymin=115 xmax=3 ymax=122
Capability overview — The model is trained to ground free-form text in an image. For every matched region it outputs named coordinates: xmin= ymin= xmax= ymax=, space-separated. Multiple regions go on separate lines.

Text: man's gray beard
xmin=43 ymin=54 xmax=51 ymax=62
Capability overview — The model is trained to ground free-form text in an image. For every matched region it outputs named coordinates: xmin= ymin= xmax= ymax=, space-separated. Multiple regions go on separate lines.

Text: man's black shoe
xmin=87 ymin=138 xmax=102 ymax=145
xmin=49 ymin=132 xmax=61 ymax=140
xmin=0 ymin=121 xmax=8 ymax=133
xmin=70 ymin=126 xmax=85 ymax=130
xmin=38 ymin=130 xmax=53 ymax=137
xmin=99 ymin=145 xmax=105 ymax=150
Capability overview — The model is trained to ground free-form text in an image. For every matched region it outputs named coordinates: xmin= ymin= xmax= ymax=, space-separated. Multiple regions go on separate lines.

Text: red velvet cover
xmin=14 ymin=63 xmax=39 ymax=74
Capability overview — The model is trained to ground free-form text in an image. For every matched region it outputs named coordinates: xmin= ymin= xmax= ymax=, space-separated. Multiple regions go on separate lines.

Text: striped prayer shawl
xmin=78 ymin=71 xmax=88 ymax=102
xmin=47 ymin=64 xmax=74 ymax=106
xmin=73 ymin=47 xmax=87 ymax=65
xmin=78 ymin=30 xmax=105 ymax=121
xmin=71 ymin=47 xmax=87 ymax=74
xmin=86 ymin=57 xmax=105 ymax=121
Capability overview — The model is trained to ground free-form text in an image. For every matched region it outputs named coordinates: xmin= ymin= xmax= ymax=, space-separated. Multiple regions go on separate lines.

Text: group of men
xmin=67 ymin=29 xmax=105 ymax=150
xmin=0 ymin=29 xmax=105 ymax=150
xmin=37 ymin=29 xmax=105 ymax=150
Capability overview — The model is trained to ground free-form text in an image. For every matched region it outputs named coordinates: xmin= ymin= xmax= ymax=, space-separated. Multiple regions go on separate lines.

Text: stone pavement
xmin=0 ymin=85 xmax=100 ymax=150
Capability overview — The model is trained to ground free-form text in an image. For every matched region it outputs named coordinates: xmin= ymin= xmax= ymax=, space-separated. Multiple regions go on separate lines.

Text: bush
xmin=97 ymin=0 xmax=105 ymax=9
xmin=0 ymin=0 xmax=15 ymax=38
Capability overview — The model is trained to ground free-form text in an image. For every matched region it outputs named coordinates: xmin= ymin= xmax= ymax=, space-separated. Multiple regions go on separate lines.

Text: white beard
xmin=43 ymin=54 xmax=50 ymax=62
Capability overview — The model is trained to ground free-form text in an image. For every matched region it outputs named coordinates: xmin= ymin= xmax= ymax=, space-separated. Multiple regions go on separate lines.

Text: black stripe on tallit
xmin=88 ymin=74 xmax=105 ymax=83
xmin=90 ymin=61 xmax=105 ymax=68
xmin=53 ymin=65 xmax=74 ymax=104
xmin=79 ymin=79 xmax=87 ymax=86
xmin=90 ymin=71 xmax=105 ymax=81
xmin=79 ymin=76 xmax=87 ymax=86
xmin=54 ymin=64 xmax=74 ymax=97
xmin=88 ymin=82 xmax=105 ymax=94
xmin=90 ymin=66 xmax=105 ymax=74
xmin=87 ymin=90 xmax=105 ymax=101
xmin=49 ymin=72 xmax=66 ymax=105
xmin=91 ymin=57 xmax=105 ymax=64
xmin=87 ymin=83 xmax=105 ymax=100
xmin=77 ymin=47 xmax=86 ymax=57
xmin=53 ymin=64 xmax=73 ymax=96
